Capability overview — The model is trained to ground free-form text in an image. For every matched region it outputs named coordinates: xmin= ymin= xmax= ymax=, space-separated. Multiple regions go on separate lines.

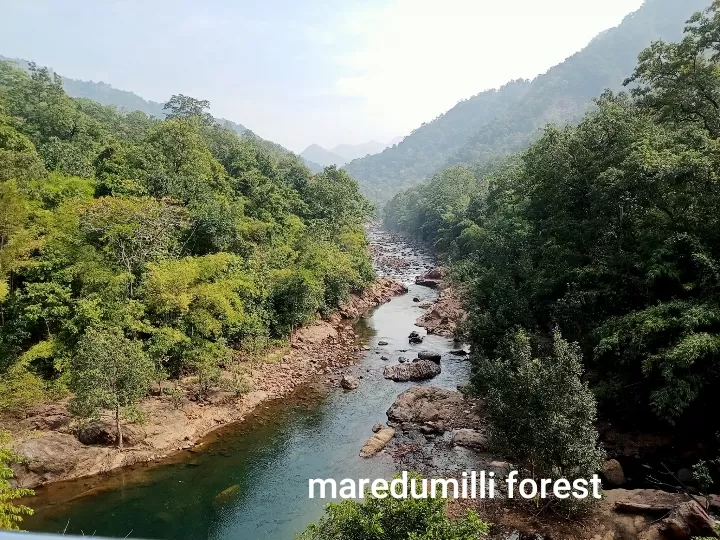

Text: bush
xmin=473 ymin=329 xmax=605 ymax=515
xmin=299 ymin=474 xmax=489 ymax=540
xmin=0 ymin=430 xmax=34 ymax=530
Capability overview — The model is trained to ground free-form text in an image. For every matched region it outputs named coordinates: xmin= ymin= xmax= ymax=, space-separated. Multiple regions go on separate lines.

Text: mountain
xmin=331 ymin=141 xmax=387 ymax=162
xmin=344 ymin=0 xmax=712 ymax=205
xmin=301 ymin=158 xmax=325 ymax=173
xmin=300 ymin=144 xmax=347 ymax=167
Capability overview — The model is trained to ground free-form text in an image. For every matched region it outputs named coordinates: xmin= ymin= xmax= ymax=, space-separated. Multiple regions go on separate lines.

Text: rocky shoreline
xmin=4 ymin=278 xmax=407 ymax=489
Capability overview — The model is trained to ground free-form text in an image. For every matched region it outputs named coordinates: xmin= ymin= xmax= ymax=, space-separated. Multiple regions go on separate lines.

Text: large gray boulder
xmin=341 ymin=374 xmax=360 ymax=390
xmin=451 ymin=429 xmax=488 ymax=450
xmin=383 ymin=359 xmax=440 ymax=382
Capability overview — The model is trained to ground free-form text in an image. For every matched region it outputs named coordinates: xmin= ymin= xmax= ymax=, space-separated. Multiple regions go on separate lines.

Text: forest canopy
xmin=0 ymin=59 xmax=374 ymax=415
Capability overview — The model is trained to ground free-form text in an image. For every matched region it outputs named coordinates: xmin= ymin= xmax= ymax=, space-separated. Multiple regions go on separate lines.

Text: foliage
xmin=385 ymin=3 xmax=720 ymax=439
xmin=299 ymin=474 xmax=489 ymax=540
xmin=0 ymin=430 xmax=33 ymax=531
xmin=0 ymin=57 xmax=373 ymax=417
xmin=69 ymin=327 xmax=154 ymax=448
xmin=474 ymin=329 xmax=605 ymax=513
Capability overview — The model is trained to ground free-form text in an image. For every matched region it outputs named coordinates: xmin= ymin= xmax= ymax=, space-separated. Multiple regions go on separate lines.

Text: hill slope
xmin=344 ymin=0 xmax=712 ymax=205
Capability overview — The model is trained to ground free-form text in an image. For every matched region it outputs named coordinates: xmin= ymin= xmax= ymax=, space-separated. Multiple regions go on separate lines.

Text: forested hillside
xmin=0 ymin=59 xmax=373 ymax=416
xmin=385 ymin=1 xmax=720 ymax=439
xmin=0 ymin=56 xmax=326 ymax=174
xmin=348 ymin=0 xmax=711 ymax=205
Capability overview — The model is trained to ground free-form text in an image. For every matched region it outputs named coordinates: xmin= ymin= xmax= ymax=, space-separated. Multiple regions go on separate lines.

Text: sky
xmin=0 ymin=0 xmax=645 ymax=153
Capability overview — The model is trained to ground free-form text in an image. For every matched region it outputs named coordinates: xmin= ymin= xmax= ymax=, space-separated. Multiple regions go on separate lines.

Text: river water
xmin=23 ymin=227 xmax=472 ymax=540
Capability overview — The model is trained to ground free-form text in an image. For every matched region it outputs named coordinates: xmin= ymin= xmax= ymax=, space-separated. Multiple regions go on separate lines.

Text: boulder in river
xmin=417 ymin=351 xmax=441 ymax=363
xmin=386 ymin=386 xmax=484 ymax=430
xmin=380 ymin=355 xmax=390 ymax=361
xmin=340 ymin=375 xmax=360 ymax=390
xmin=378 ymin=340 xmax=389 ymax=346
xmin=415 ymin=267 xmax=444 ymax=288
xmin=408 ymin=331 xmax=423 ymax=344
xmin=449 ymin=349 xmax=468 ymax=356
xmin=383 ymin=359 xmax=440 ymax=382
xmin=359 ymin=427 xmax=395 ymax=458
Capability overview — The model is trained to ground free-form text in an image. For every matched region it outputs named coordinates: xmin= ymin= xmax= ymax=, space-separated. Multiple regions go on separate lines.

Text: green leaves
xmin=299 ymin=474 xmax=489 ymax=540
xmin=69 ymin=327 xmax=153 ymax=424
xmin=475 ymin=330 xmax=605 ymax=489
xmin=0 ymin=57 xmax=374 ymax=417
xmin=0 ymin=431 xmax=34 ymax=530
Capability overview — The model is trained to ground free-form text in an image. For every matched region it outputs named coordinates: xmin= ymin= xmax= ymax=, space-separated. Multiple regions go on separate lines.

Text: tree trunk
xmin=116 ymin=405 xmax=123 ymax=450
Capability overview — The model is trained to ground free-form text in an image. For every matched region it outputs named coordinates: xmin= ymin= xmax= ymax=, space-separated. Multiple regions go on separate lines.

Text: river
xmin=22 ymin=227 xmax=471 ymax=539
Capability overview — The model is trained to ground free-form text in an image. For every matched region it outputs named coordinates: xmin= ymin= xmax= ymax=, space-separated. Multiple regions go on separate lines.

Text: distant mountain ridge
xmin=344 ymin=0 xmax=713 ymax=205
xmin=300 ymin=139 xmax=399 ymax=167
xmin=300 ymin=144 xmax=347 ymax=167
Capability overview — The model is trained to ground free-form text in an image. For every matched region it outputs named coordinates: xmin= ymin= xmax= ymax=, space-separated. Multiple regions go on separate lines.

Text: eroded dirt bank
xmin=4 ymin=278 xmax=407 ymax=489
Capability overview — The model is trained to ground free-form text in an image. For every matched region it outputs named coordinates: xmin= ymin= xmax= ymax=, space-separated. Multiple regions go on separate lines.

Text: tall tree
xmin=69 ymin=328 xmax=153 ymax=448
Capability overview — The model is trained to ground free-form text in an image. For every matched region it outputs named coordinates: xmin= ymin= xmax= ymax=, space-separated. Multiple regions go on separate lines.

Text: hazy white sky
xmin=0 ymin=0 xmax=645 ymax=152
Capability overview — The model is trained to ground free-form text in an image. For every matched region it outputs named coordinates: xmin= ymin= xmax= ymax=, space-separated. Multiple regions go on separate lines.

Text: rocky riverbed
xmin=5 ymin=277 xmax=407 ymax=489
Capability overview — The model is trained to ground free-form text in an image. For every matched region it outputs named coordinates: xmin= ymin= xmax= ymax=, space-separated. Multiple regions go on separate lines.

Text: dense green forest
xmin=0 ymin=59 xmax=374 ymax=420
xmin=385 ymin=1 xmax=720 ymax=438
xmin=347 ymin=0 xmax=711 ymax=205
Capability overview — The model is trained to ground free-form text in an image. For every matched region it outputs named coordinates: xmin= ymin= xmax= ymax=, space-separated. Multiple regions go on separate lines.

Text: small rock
xmin=378 ymin=340 xmax=389 ymax=346
xmin=417 ymin=351 xmax=441 ymax=363
xmin=359 ymin=427 xmax=395 ymax=458
xmin=601 ymin=459 xmax=625 ymax=486
xmin=381 ymin=356 xmax=390 ymax=361
xmin=451 ymin=429 xmax=487 ymax=449
xmin=413 ymin=297 xmax=420 ymax=302
xmin=398 ymin=356 xmax=409 ymax=363
xmin=449 ymin=349 xmax=468 ymax=356
xmin=214 ymin=484 xmax=240 ymax=505
xmin=340 ymin=375 xmax=360 ymax=390
xmin=372 ymin=423 xmax=383 ymax=433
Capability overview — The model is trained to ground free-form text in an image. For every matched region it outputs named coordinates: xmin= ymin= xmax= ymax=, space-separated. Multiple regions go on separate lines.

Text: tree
xmin=473 ymin=329 xmax=605 ymax=513
xmin=79 ymin=196 xmax=188 ymax=296
xmin=626 ymin=1 xmax=720 ymax=138
xmin=163 ymin=94 xmax=214 ymax=126
xmin=0 ymin=430 xmax=33 ymax=530
xmin=69 ymin=328 xmax=153 ymax=448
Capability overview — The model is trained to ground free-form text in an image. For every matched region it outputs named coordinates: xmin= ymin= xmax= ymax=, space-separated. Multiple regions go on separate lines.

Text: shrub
xmin=299 ymin=474 xmax=489 ymax=540
xmin=473 ymin=329 xmax=605 ymax=516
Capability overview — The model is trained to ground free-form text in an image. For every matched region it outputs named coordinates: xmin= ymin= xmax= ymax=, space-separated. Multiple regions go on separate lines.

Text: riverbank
xmin=4 ymin=277 xmax=407 ymax=490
